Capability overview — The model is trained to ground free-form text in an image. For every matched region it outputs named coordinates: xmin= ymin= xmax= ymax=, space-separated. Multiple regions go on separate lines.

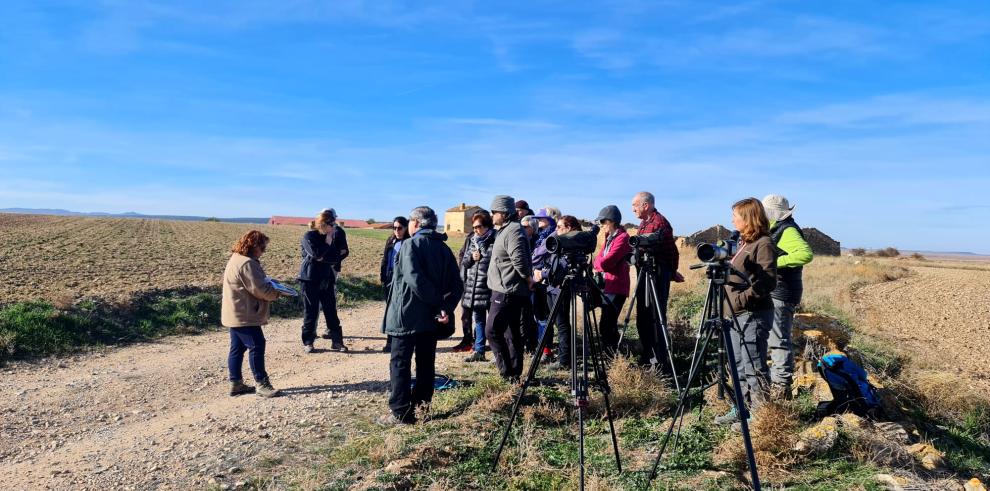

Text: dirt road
xmin=854 ymin=262 xmax=990 ymax=383
xmin=0 ymin=302 xmax=464 ymax=490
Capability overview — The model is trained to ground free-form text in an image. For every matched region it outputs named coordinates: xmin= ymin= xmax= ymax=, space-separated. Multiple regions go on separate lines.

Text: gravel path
xmin=854 ymin=263 xmax=990 ymax=386
xmin=0 ymin=302 xmax=468 ymax=490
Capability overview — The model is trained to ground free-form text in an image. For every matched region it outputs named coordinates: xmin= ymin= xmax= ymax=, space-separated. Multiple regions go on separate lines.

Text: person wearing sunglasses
xmin=461 ymin=211 xmax=496 ymax=362
xmin=379 ymin=216 xmax=411 ymax=352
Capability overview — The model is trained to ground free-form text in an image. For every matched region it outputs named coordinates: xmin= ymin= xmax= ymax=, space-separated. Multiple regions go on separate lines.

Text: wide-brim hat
xmin=762 ymin=194 xmax=794 ymax=221
xmin=490 ymin=195 xmax=516 ymax=213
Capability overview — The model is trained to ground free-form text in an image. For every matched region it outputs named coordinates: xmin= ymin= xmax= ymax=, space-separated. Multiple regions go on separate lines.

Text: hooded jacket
xmin=383 ymin=228 xmax=463 ymax=336
xmin=769 ymin=218 xmax=813 ymax=304
xmin=726 ymin=235 xmax=778 ymax=314
xmin=593 ymin=228 xmax=632 ymax=296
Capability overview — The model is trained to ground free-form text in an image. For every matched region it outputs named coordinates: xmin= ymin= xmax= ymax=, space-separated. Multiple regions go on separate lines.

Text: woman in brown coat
xmin=715 ymin=198 xmax=778 ymax=426
xmin=222 ymin=230 xmax=282 ymax=398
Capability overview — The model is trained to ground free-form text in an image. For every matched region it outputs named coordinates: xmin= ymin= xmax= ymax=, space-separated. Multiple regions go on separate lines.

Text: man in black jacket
xmin=381 ymin=206 xmax=463 ymax=424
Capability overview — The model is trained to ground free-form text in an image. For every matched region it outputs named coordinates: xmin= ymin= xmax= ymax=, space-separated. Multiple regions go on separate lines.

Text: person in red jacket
xmin=631 ymin=191 xmax=683 ymax=369
xmin=592 ymin=205 xmax=631 ymax=356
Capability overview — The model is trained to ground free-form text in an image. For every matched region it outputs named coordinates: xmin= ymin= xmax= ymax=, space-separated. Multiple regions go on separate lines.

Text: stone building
xmin=685 ymin=225 xmax=733 ymax=246
xmin=443 ymin=203 xmax=482 ymax=235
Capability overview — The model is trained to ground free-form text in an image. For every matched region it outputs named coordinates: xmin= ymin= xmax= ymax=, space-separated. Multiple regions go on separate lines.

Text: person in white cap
xmin=761 ymin=194 xmax=814 ymax=401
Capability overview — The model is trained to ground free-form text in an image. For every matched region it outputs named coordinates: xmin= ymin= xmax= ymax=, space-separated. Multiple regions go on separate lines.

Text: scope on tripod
xmin=629 ymin=231 xmax=661 ymax=248
xmin=696 ymin=231 xmax=741 ymax=262
xmin=546 ymin=225 xmax=599 ymax=255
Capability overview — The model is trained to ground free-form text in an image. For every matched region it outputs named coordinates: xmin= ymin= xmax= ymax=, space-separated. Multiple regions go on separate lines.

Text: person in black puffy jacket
xmin=298 ymin=210 xmax=348 ymax=353
xmin=462 ymin=211 xmax=496 ymax=363
xmin=379 ymin=216 xmax=410 ymax=353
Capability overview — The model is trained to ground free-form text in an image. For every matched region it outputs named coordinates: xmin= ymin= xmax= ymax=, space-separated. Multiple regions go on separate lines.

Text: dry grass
xmin=714 ymin=402 xmax=802 ymax=481
xmin=800 ymin=256 xmax=910 ymax=320
xmin=594 ymin=356 xmax=673 ymax=418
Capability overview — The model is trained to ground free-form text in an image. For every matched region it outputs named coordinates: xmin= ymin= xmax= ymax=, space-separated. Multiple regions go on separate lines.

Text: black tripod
xmin=492 ymin=254 xmax=622 ymax=490
xmin=646 ymin=259 xmax=762 ymax=490
xmin=617 ymin=251 xmax=682 ymax=393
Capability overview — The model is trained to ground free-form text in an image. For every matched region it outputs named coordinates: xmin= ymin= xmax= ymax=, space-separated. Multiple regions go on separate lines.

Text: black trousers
xmin=300 ymin=278 xmax=342 ymax=345
xmin=635 ymin=267 xmax=672 ymax=371
xmin=485 ymin=291 xmax=526 ymax=378
xmin=388 ymin=332 xmax=438 ymax=422
xmin=599 ymin=294 xmax=626 ymax=356
xmin=459 ymin=304 xmax=474 ymax=344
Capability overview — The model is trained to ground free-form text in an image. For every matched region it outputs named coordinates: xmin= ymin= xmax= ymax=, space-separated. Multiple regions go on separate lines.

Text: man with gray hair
xmin=630 ymin=191 xmax=682 ymax=370
xmin=762 ymin=194 xmax=813 ymax=400
xmin=485 ymin=195 xmax=534 ymax=382
xmin=381 ymin=206 xmax=463 ymax=424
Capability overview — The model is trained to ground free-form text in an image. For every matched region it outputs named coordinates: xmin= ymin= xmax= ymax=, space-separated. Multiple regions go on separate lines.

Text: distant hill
xmin=0 ymin=208 xmax=269 ymax=224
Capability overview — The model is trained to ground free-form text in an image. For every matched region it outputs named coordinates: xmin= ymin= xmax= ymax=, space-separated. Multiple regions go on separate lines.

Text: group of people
xmin=219 ymin=192 xmax=813 ymax=431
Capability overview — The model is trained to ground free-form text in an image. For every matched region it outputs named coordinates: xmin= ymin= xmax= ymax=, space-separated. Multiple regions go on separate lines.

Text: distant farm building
xmin=444 ymin=203 xmax=482 ymax=235
xmin=803 ymin=228 xmax=841 ymax=256
xmin=268 ymin=216 xmax=390 ymax=229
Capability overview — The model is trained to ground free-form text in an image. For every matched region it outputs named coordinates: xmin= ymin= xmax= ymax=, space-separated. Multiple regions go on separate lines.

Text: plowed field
xmin=0 ymin=214 xmax=389 ymax=304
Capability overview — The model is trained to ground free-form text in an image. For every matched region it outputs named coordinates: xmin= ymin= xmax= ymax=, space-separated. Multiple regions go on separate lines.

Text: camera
xmin=696 ymin=231 xmax=740 ymax=263
xmin=629 ymin=232 xmax=661 ymax=249
xmin=545 ymin=225 xmax=599 ymax=255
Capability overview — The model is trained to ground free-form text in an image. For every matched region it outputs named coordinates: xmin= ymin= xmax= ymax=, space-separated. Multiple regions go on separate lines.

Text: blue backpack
xmin=817 ymin=352 xmax=882 ymax=417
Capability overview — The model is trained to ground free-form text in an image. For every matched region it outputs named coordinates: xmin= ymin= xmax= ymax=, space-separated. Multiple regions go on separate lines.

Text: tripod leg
xmin=585 ymin=300 xmax=622 ymax=472
xmin=647 ymin=313 xmax=722 ymax=482
xmin=647 ymin=273 xmax=682 ymax=394
xmin=574 ymin=287 xmax=586 ymax=490
xmin=616 ymin=268 xmax=643 ymax=348
xmin=720 ymin=318 xmax=762 ymax=491
xmin=491 ymin=282 xmax=569 ymax=471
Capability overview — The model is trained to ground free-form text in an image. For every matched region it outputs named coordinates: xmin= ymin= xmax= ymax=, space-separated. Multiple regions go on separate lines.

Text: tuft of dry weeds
xmin=369 ymin=431 xmax=405 ymax=464
xmin=898 ymin=370 xmax=990 ymax=430
xmin=596 ymin=355 xmax=673 ymax=417
xmin=714 ymin=402 xmax=802 ymax=481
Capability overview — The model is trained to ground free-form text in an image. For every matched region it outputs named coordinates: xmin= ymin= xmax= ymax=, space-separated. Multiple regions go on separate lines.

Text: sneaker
xmin=229 ymin=380 xmax=255 ymax=396
xmin=303 ymin=344 xmax=314 ymax=354
xmin=464 ymin=351 xmax=487 ymax=363
xmin=714 ymin=407 xmax=740 ymax=426
xmin=330 ymin=342 xmax=349 ymax=352
xmin=376 ymin=413 xmax=415 ymax=426
xmin=452 ymin=342 xmax=473 ymax=353
xmin=256 ymin=378 xmax=280 ymax=398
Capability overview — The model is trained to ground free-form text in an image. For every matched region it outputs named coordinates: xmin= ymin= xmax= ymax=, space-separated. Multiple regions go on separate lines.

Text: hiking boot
xmin=256 ymin=378 xmax=280 ymax=398
xmin=229 ymin=380 xmax=255 ymax=396
xmin=303 ymin=344 xmax=314 ymax=354
xmin=382 ymin=343 xmax=391 ymax=353
xmin=464 ymin=351 xmax=487 ymax=363
xmin=714 ymin=407 xmax=740 ymax=426
xmin=330 ymin=342 xmax=349 ymax=352
xmin=770 ymin=383 xmax=792 ymax=401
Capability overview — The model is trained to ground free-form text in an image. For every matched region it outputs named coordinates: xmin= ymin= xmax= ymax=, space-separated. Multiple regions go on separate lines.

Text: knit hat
xmin=762 ymin=194 xmax=794 ymax=222
xmin=490 ymin=195 xmax=516 ymax=213
xmin=515 ymin=199 xmax=530 ymax=211
xmin=596 ymin=205 xmax=621 ymax=224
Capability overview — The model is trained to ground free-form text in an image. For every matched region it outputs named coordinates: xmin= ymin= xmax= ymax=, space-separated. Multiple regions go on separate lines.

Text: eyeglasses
xmin=472 ymin=224 xmax=484 ymax=230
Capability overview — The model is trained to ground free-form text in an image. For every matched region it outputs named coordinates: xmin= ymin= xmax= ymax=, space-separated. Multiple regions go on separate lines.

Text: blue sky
xmin=1 ymin=1 xmax=989 ymax=252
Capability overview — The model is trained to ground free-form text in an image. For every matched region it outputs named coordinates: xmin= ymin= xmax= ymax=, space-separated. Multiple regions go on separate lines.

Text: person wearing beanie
xmin=515 ymin=199 xmax=534 ymax=220
xmin=592 ymin=205 xmax=632 ymax=354
xmin=485 ymin=195 xmax=534 ymax=382
xmin=761 ymin=194 xmax=813 ymax=401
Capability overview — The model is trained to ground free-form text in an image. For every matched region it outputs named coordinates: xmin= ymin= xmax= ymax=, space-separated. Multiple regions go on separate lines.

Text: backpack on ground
xmin=816 ymin=351 xmax=883 ymax=418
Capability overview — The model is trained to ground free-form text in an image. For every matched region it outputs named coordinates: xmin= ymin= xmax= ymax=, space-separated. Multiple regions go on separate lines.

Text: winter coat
xmin=593 ymin=229 xmax=632 ymax=296
xmin=487 ymin=220 xmax=533 ymax=297
xmin=383 ymin=228 xmax=464 ymax=336
xmin=769 ymin=218 xmax=813 ymax=304
xmin=329 ymin=226 xmax=349 ymax=274
xmin=222 ymin=253 xmax=280 ymax=328
xmin=461 ymin=229 xmax=495 ymax=309
xmin=726 ymin=235 xmax=778 ymax=314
